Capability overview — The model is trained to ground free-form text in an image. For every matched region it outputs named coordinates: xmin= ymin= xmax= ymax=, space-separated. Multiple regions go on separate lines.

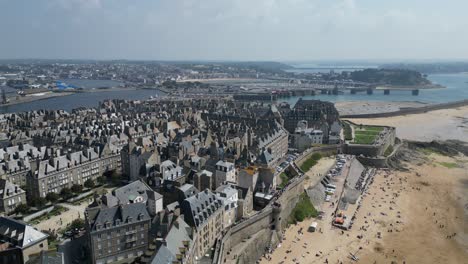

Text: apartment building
xmin=0 ymin=179 xmax=26 ymax=214
xmin=181 ymin=189 xmax=224 ymax=260
xmin=86 ymin=203 xmax=151 ymax=264
xmin=27 ymin=147 xmax=120 ymax=198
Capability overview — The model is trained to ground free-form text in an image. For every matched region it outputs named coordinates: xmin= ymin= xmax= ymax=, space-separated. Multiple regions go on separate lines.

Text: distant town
xmin=0 ymin=60 xmax=440 ymax=108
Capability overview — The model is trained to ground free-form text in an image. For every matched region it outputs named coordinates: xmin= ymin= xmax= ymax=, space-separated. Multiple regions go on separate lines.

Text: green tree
xmin=97 ymin=176 xmax=106 ymax=185
xmin=71 ymin=184 xmax=83 ymax=193
xmin=109 ymin=171 xmax=121 ymax=186
xmin=60 ymin=187 xmax=73 ymax=199
xmin=30 ymin=197 xmax=47 ymax=208
xmin=84 ymin=179 xmax=95 ymax=189
xmin=69 ymin=218 xmax=85 ymax=231
xmin=46 ymin=192 xmax=60 ymax=203
xmin=14 ymin=204 xmax=30 ymax=215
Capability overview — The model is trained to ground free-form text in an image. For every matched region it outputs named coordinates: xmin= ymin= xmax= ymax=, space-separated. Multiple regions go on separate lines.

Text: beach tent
xmin=308 ymin=221 xmax=318 ymax=232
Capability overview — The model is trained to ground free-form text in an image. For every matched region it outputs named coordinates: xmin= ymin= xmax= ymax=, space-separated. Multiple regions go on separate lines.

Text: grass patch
xmin=437 ymin=162 xmax=458 ymax=169
xmin=300 ymin=153 xmax=322 ymax=172
xmin=384 ymin=145 xmax=394 ymax=156
xmin=289 ymin=192 xmax=318 ymax=224
xmin=350 ymin=125 xmax=384 ymax=145
xmin=343 ymin=122 xmax=353 ymax=141
xmin=354 ymin=134 xmax=376 ymax=144
xmin=279 ymin=173 xmax=290 ymax=189
xmin=419 ymin=147 xmax=446 ymax=156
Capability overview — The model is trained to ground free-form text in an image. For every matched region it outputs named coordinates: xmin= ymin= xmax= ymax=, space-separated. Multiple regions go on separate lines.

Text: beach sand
xmin=345 ymin=106 xmax=468 ymax=142
xmin=260 ymin=152 xmax=468 ymax=264
xmin=335 ymin=101 xmax=428 ymax=116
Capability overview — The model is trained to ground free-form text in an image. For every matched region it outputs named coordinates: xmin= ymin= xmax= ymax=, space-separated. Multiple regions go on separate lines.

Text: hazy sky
xmin=1 ymin=0 xmax=467 ymax=61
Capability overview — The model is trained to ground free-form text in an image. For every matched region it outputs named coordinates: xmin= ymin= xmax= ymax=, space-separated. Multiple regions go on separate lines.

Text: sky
xmin=0 ymin=0 xmax=467 ymax=61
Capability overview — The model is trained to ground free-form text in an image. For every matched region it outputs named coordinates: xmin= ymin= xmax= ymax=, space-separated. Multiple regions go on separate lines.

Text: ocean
xmin=280 ymin=73 xmax=468 ymax=106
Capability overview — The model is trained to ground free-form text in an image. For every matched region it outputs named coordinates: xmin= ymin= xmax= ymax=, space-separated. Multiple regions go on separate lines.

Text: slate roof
xmin=151 ymin=245 xmax=175 ymax=264
xmin=183 ymin=189 xmax=222 ymax=228
xmin=0 ymin=179 xmax=25 ymax=199
xmin=89 ymin=203 xmax=150 ymax=232
xmin=0 ymin=217 xmax=48 ymax=248
xmin=110 ymin=180 xmax=162 ymax=207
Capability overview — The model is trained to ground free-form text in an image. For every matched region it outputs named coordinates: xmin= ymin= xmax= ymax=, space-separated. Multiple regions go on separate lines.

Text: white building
xmin=215 ymin=184 xmax=239 ymax=227
xmin=215 ymin=160 xmax=236 ymax=187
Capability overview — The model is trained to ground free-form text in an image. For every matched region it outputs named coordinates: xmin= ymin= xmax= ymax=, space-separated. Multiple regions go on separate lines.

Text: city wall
xmin=356 ymin=142 xmax=402 ymax=167
xmin=295 ymin=145 xmax=340 ymax=166
xmin=212 ymin=173 xmax=307 ymax=264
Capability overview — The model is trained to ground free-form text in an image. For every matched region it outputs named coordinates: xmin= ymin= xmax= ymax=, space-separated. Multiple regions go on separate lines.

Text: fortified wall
xmin=295 ymin=145 xmax=340 ymax=166
xmin=212 ymin=174 xmax=306 ymax=264
xmin=343 ymin=123 xmax=396 ymax=157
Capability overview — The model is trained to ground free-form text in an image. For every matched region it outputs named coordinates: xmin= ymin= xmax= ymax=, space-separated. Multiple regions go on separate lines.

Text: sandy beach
xmin=335 ymin=101 xmax=428 ymax=116
xmin=345 ymin=105 xmax=468 ymax=142
xmin=260 ymin=152 xmax=468 ymax=264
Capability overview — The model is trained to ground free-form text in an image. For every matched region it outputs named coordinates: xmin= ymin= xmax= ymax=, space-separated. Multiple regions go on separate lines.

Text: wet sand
xmin=335 ymin=101 xmax=428 ymax=116
xmin=260 ymin=153 xmax=468 ymax=264
xmin=345 ymin=105 xmax=468 ymax=142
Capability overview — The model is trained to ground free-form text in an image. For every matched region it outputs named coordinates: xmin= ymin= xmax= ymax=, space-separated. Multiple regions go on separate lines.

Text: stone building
xmin=142 ymin=216 xmax=196 ymax=264
xmin=280 ymin=99 xmax=340 ymax=143
xmin=27 ymin=147 xmax=120 ymax=198
xmin=215 ymin=184 xmax=238 ymax=227
xmin=256 ymin=123 xmax=289 ymax=168
xmin=235 ymin=186 xmax=253 ymax=219
xmin=237 ymin=166 xmax=259 ymax=191
xmin=86 ymin=203 xmax=151 ymax=264
xmin=0 ymin=179 xmax=26 ymax=214
xmin=291 ymin=128 xmax=324 ymax=152
xmin=121 ymin=141 xmax=160 ymax=182
xmin=214 ymin=160 xmax=236 ymax=187
xmin=181 ymin=189 xmax=224 ymax=260
xmin=94 ymin=180 xmax=163 ymax=217
xmin=191 ymin=169 xmax=212 ymax=192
